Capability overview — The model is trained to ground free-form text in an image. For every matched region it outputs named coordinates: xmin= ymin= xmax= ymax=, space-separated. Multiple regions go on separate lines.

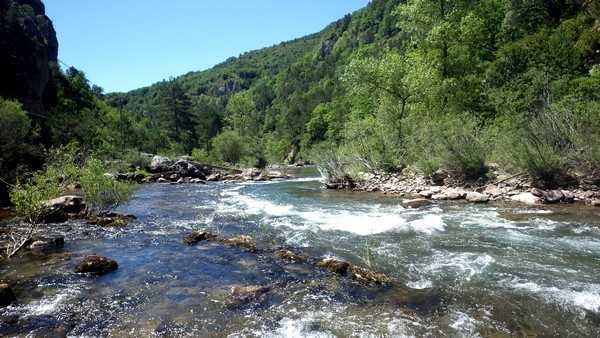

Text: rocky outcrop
xmin=0 ymin=283 xmax=16 ymax=307
xmin=74 ymin=255 xmax=118 ymax=275
xmin=0 ymin=0 xmax=59 ymax=116
xmin=317 ymin=257 xmax=350 ymax=275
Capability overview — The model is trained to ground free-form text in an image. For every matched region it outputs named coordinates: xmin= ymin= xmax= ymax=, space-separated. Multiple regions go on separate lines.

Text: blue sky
xmin=45 ymin=1 xmax=369 ymax=93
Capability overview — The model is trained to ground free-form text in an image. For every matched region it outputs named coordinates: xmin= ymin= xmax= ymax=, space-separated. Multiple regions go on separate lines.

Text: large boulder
xmin=0 ymin=283 xmax=16 ymax=307
xmin=149 ymin=156 xmax=174 ymax=173
xmin=74 ymin=255 xmax=118 ymax=275
xmin=173 ymin=160 xmax=207 ymax=179
xmin=510 ymin=192 xmax=542 ymax=205
xmin=465 ymin=192 xmax=490 ymax=203
xmin=44 ymin=195 xmax=85 ymax=214
xmin=430 ymin=169 xmax=448 ymax=186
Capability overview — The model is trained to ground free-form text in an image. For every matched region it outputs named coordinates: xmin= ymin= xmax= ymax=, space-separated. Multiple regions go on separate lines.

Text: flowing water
xmin=1 ymin=168 xmax=600 ymax=337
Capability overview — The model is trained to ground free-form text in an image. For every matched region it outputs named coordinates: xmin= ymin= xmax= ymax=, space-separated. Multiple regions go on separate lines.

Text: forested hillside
xmin=112 ymin=0 xmax=600 ymax=186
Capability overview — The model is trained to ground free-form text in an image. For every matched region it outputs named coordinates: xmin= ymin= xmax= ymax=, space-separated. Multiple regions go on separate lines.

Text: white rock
xmin=465 ymin=192 xmax=490 ymax=203
xmin=510 ymin=192 xmax=542 ymax=205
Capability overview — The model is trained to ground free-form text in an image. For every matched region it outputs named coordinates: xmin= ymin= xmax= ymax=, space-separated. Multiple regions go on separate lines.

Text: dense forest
xmin=2 ymin=0 xmax=600 ymax=202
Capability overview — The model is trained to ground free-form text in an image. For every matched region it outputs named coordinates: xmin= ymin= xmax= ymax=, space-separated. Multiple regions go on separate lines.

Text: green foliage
xmin=211 ymin=130 xmax=247 ymax=165
xmin=0 ymin=98 xmax=31 ymax=159
xmin=191 ymin=148 xmax=210 ymax=163
xmin=9 ymin=171 xmax=61 ymax=225
xmin=79 ymin=158 xmax=133 ymax=214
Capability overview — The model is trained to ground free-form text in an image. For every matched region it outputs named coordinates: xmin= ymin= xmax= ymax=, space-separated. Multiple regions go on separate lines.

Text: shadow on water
xmin=1 ymin=171 xmax=600 ymax=336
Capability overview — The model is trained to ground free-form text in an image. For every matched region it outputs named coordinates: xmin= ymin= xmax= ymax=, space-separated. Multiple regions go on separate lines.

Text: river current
xmin=1 ymin=168 xmax=600 ymax=336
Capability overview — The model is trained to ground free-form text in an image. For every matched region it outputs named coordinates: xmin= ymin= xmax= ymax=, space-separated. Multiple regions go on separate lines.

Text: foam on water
xmin=411 ymin=251 xmax=496 ymax=283
xmin=507 ymin=279 xmax=600 ymax=313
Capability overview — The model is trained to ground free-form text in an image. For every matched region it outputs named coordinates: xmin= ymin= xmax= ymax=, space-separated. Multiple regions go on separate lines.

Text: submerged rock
xmin=87 ymin=213 xmax=134 ymax=227
xmin=0 ymin=283 xmax=16 ymax=307
xmin=227 ymin=285 xmax=271 ymax=305
xmin=223 ymin=235 xmax=257 ymax=252
xmin=317 ymin=257 xmax=350 ymax=275
xmin=274 ymin=249 xmax=306 ymax=263
xmin=401 ymin=198 xmax=432 ymax=209
xmin=75 ymin=255 xmax=118 ymax=275
xmin=386 ymin=287 xmax=445 ymax=315
xmin=183 ymin=230 xmax=217 ymax=245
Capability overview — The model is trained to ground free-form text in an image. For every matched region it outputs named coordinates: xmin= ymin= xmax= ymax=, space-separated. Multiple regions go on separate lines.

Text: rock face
xmin=0 ymin=0 xmax=59 ymax=116
xmin=0 ymin=283 xmax=16 ymax=307
xmin=401 ymin=198 xmax=432 ymax=209
xmin=74 ymin=255 xmax=118 ymax=275
xmin=183 ymin=230 xmax=217 ymax=245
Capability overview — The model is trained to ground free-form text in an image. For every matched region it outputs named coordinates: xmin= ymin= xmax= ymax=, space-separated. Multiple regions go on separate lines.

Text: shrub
xmin=191 ymin=148 xmax=210 ymax=163
xmin=10 ymin=171 xmax=61 ymax=225
xmin=405 ymin=113 xmax=488 ymax=179
xmin=79 ymin=158 xmax=134 ymax=214
xmin=0 ymin=98 xmax=31 ymax=160
xmin=211 ymin=130 xmax=247 ymax=165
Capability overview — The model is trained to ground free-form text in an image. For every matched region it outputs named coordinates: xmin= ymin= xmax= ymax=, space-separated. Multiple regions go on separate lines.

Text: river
xmin=1 ymin=168 xmax=599 ymax=336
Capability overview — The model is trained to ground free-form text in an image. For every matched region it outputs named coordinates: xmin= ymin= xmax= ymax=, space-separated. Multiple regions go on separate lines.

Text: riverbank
xmin=325 ymin=167 xmax=600 ymax=207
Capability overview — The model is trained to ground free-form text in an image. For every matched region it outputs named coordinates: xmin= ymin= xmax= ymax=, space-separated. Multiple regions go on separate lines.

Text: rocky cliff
xmin=0 ymin=0 xmax=58 ymax=115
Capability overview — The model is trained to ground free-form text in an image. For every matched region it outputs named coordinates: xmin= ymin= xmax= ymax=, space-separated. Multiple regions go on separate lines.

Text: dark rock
xmin=0 ymin=283 xmax=16 ymax=307
xmin=74 ymin=255 xmax=118 ymax=275
xmin=227 ymin=285 xmax=270 ymax=305
xmin=317 ymin=257 xmax=350 ymax=275
xmin=543 ymin=190 xmax=564 ymax=204
xmin=173 ymin=160 xmax=207 ymax=179
xmin=430 ymin=170 xmax=448 ymax=186
xmin=183 ymin=230 xmax=217 ymax=245
xmin=223 ymin=235 xmax=257 ymax=252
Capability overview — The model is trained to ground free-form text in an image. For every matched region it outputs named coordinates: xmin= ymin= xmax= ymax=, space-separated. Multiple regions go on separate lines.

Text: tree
xmin=159 ymin=80 xmax=196 ymax=153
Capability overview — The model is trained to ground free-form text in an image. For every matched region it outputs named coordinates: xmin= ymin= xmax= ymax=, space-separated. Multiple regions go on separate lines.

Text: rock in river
xmin=223 ymin=235 xmax=257 ymax=252
xmin=228 ymin=285 xmax=271 ymax=305
xmin=183 ymin=230 xmax=217 ymax=245
xmin=349 ymin=265 xmax=390 ymax=285
xmin=274 ymin=249 xmax=306 ymax=263
xmin=0 ymin=283 xmax=16 ymax=307
xmin=465 ymin=192 xmax=490 ymax=203
xmin=401 ymin=198 xmax=432 ymax=209
xmin=75 ymin=255 xmax=118 ymax=275
xmin=29 ymin=236 xmax=64 ymax=251
xmin=510 ymin=192 xmax=542 ymax=205
xmin=317 ymin=257 xmax=350 ymax=275
xmin=150 ymin=155 xmax=174 ymax=172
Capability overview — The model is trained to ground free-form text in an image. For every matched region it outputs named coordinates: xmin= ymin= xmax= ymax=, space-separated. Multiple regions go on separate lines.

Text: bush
xmin=211 ymin=130 xmax=247 ymax=165
xmin=405 ymin=113 xmax=488 ymax=179
xmin=191 ymin=148 xmax=210 ymax=163
xmin=79 ymin=158 xmax=134 ymax=214
xmin=0 ymin=98 xmax=31 ymax=160
xmin=10 ymin=171 xmax=61 ymax=225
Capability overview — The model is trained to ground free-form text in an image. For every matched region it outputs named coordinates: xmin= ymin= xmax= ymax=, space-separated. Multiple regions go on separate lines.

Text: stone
xmin=561 ymin=190 xmax=575 ymax=203
xmin=86 ymin=213 xmax=133 ymax=227
xmin=510 ymin=192 xmax=542 ymax=205
xmin=317 ymin=257 xmax=350 ymax=275
xmin=0 ymin=284 xmax=16 ymax=307
xmin=274 ymin=249 xmax=305 ymax=263
xmin=206 ymin=173 xmax=221 ymax=182
xmin=44 ymin=195 xmax=86 ymax=215
xmin=430 ymin=169 xmax=448 ymax=186
xmin=190 ymin=178 xmax=205 ymax=184
xmin=223 ymin=235 xmax=257 ymax=252
xmin=29 ymin=236 xmax=64 ymax=251
xmin=589 ymin=199 xmax=600 ymax=207
xmin=401 ymin=198 xmax=432 ymax=209
xmin=465 ymin=192 xmax=490 ymax=203
xmin=543 ymin=190 xmax=564 ymax=204
xmin=149 ymin=156 xmax=174 ymax=172
xmin=157 ymin=177 xmax=168 ymax=183
xmin=228 ymin=285 xmax=270 ymax=305
xmin=418 ymin=190 xmax=433 ymax=198
xmin=444 ymin=189 xmax=467 ymax=200
xmin=74 ymin=255 xmax=118 ymax=275
xmin=483 ymin=185 xmax=502 ymax=197
xmin=183 ymin=230 xmax=217 ymax=245
xmin=349 ymin=266 xmax=390 ymax=285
